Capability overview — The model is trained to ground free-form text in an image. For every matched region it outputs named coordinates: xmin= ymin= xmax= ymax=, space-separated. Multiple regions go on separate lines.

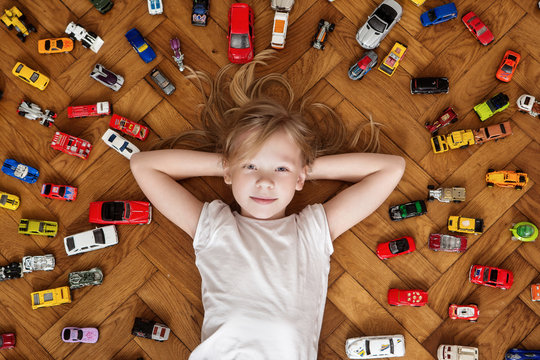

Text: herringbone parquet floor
xmin=0 ymin=0 xmax=539 ymax=359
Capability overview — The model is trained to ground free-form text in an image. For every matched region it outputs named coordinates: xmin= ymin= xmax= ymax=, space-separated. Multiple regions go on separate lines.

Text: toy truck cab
xmin=517 ymin=94 xmax=540 ymax=118
xmin=427 ymin=186 xmax=465 ymax=203
xmin=448 ymin=216 xmax=484 ymax=234
xmin=431 ymin=135 xmax=449 ymax=153
xmin=446 ymin=129 xmax=475 ymax=149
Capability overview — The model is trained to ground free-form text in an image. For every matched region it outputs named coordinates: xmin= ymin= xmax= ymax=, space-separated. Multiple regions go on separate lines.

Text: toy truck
xmin=17 ymin=100 xmax=56 ymax=127
xmin=427 ymin=186 xmax=466 ymax=203
xmin=431 ymin=134 xmax=449 ymax=154
xmin=1 ymin=6 xmax=36 ymax=42
xmin=446 ymin=129 xmax=475 ymax=149
xmin=131 ymin=318 xmax=170 ymax=342
xmin=50 ymin=131 xmax=92 ymax=160
xmin=517 ymin=94 xmax=540 ymax=118
xmin=65 ymin=22 xmax=104 ymax=53
xmin=448 ymin=216 xmax=484 ymax=235
xmin=68 ymin=102 xmax=111 ymax=118
xmin=473 ymin=93 xmax=509 ymax=121
xmin=271 ymin=0 xmax=295 ymax=49
xmin=22 ymin=255 xmax=55 ymax=273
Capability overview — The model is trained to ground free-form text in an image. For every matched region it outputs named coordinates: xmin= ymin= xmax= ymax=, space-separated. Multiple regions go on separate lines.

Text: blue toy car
xmin=505 ymin=349 xmax=540 ymax=359
xmin=348 ymin=50 xmax=378 ymax=80
xmin=192 ymin=0 xmax=209 ymax=26
xmin=125 ymin=28 xmax=156 ymax=63
xmin=420 ymin=2 xmax=458 ymax=27
xmin=2 ymin=158 xmax=39 ymax=184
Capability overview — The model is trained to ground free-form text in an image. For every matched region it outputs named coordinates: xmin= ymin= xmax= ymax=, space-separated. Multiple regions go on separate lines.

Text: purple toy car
xmin=61 ymin=327 xmax=99 ymax=343
xmin=170 ymin=37 xmax=184 ymax=71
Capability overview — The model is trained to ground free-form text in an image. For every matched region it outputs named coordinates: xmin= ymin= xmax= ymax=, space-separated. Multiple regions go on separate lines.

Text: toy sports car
xmin=348 ymin=51 xmax=378 ymax=80
xmin=61 ymin=327 xmax=99 ymax=343
xmin=38 ymin=38 xmax=74 ymax=54
xmin=469 ymin=264 xmax=513 ymax=290
xmin=101 ymin=129 xmax=140 ymax=159
xmin=376 ymin=236 xmax=416 ymax=259
xmin=90 ymin=64 xmax=124 ymax=91
xmin=125 ymin=28 xmax=156 ymax=63
xmin=389 ymin=200 xmax=427 ymax=221
xmin=17 ymin=100 xmax=56 ymax=127
xmin=0 ymin=191 xmax=20 ymax=210
xmin=356 ymin=0 xmax=402 ymax=49
xmin=2 ymin=158 xmax=39 ymax=184
xmin=428 ymin=234 xmax=467 ymax=252
xmin=496 ymin=50 xmax=520 ymax=82
xmin=12 ymin=62 xmax=49 ymax=91
xmin=40 ymin=183 xmax=77 ymax=201
xmin=18 ymin=219 xmax=58 ymax=237
xmin=388 ymin=289 xmax=428 ymax=306
xmin=228 ymin=3 xmax=254 ymax=63
xmin=109 ymin=114 xmax=149 ymax=141
xmin=89 ymin=200 xmax=152 ymax=225
xmin=448 ymin=304 xmax=479 ymax=321
xmin=462 ymin=11 xmax=494 ymax=46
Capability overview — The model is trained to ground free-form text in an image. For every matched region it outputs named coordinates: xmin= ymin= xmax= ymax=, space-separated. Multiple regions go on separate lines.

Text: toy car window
xmin=58 ymin=186 xmax=66 ymax=197
xmin=367 ymin=16 xmax=386 ymax=33
xmin=365 ymin=340 xmax=371 ymax=355
xmin=230 ymin=34 xmax=250 ymax=49
xmin=93 ymin=228 xmax=106 ymax=244
xmin=30 ymin=72 xmax=40 ymax=82
xmin=42 ymin=184 xmax=51 ymax=195
xmin=66 ymin=237 xmax=75 ymax=251
xmin=0 ymin=195 xmax=6 ymax=205
xmin=62 ymin=329 xmax=70 ymax=341
xmin=374 ymin=4 xmax=397 ymax=24
xmin=477 ymin=26 xmax=487 ymax=36
xmin=108 ymin=134 xmax=116 ymax=142
xmin=33 ymin=293 xmax=40 ymax=305
xmin=389 ymin=338 xmax=394 ymax=353
xmin=501 ymin=65 xmax=513 ymax=73
xmin=43 ymin=293 xmax=53 ymax=302
xmin=15 ymin=64 xmax=23 ymax=73
xmin=44 ymin=40 xmax=51 ymax=50
xmin=427 ymin=10 xmax=437 ymax=22
xmin=507 ymin=55 xmax=517 ymax=61
xmin=77 ymin=330 xmax=83 ymax=340
xmin=39 ymin=223 xmax=46 ymax=232
xmin=57 ymin=39 xmax=63 ymax=48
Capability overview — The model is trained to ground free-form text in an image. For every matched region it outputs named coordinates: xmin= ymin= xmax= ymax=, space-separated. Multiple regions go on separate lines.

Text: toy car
xmin=125 ymin=28 xmax=156 ymax=63
xmin=348 ymin=51 xmax=378 ymax=80
xmin=376 ymin=236 xmax=416 ymax=259
xmin=410 ymin=77 xmax=449 ymax=94
xmin=388 ymin=289 xmax=428 ymax=306
xmin=271 ymin=10 xmax=288 ymax=49
xmin=227 ymin=3 xmax=254 ymax=64
xmin=90 ymin=64 xmax=124 ymax=91
xmin=448 ymin=216 xmax=483 ymax=234
xmin=462 ymin=11 xmax=494 ymax=46
xmin=0 ymin=262 xmax=23 ymax=281
xmin=430 ymin=134 xmax=449 ymax=154
xmin=1 ymin=6 xmax=36 ymax=42
xmin=473 ymin=92 xmax=509 ymax=121
xmin=68 ymin=268 xmax=103 ymax=289
xmin=420 ymin=3 xmax=457 ymax=27
xmin=150 ymin=69 xmax=175 ymax=95
xmin=62 ymin=327 xmax=99 ymax=343
xmin=437 ymin=345 xmax=478 ymax=360
xmin=427 ymin=186 xmax=465 ymax=203
xmin=448 ymin=304 xmax=479 ymax=321
xmin=131 ymin=318 xmax=170 ymax=342
xmin=312 ymin=19 xmax=335 ymax=50
xmin=68 ymin=102 xmax=111 ymax=118
xmin=147 ymin=0 xmax=162 ymax=15
xmin=89 ymin=200 xmax=152 ymax=225
xmin=40 ymin=183 xmax=77 ymax=201
xmin=473 ymin=121 xmax=512 ymax=145
xmin=38 ymin=37 xmax=74 ymax=54
xmin=31 ymin=286 xmax=71 ymax=309
xmin=345 ymin=334 xmax=405 ymax=359
xmin=428 ymin=234 xmax=467 ymax=252
xmin=409 ymin=0 xmax=426 ymax=5
xmin=170 ymin=37 xmax=185 ymax=71
xmin=505 ymin=348 xmax=540 ymax=360
xmin=2 ymin=159 xmax=39 ymax=184
xmin=389 ymin=200 xmax=427 ymax=221
xmin=446 ymin=129 xmax=475 ymax=150
xmin=532 ymin=284 xmax=540 ymax=301
xmin=17 ymin=100 xmax=56 ymax=127
xmin=64 ymin=225 xmax=118 ymax=256
xmin=510 ymin=222 xmax=538 ymax=242
xmin=18 ymin=219 xmax=58 ymax=237
xmin=50 ymin=131 xmax=93 ymax=160
xmin=11 ymin=62 xmax=49 ymax=91
xmin=517 ymin=94 xmax=540 ymax=118
xmin=65 ymin=22 xmax=104 ymax=53
xmin=21 ymin=254 xmax=55 ymax=273
xmin=109 ymin=114 xmax=149 ymax=141
xmin=486 ymin=169 xmax=528 ymax=189
xmin=378 ymin=41 xmax=407 ymax=76
xmin=356 ymin=0 xmax=402 ymax=49
xmin=425 ymin=107 xmax=458 ymax=135
xmin=89 ymin=0 xmax=113 ymax=14
xmin=469 ymin=264 xmax=513 ymax=290
xmin=0 ymin=191 xmax=20 ymax=210
xmin=192 ymin=0 xmax=209 ymax=26
xmin=496 ymin=50 xmax=520 ymax=82
xmin=101 ymin=129 xmax=140 ymax=160
xmin=0 ymin=333 xmax=15 ymax=349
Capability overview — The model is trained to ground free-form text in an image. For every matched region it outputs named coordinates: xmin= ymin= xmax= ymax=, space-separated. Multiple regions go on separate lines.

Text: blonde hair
xmin=157 ymin=49 xmax=380 ymax=167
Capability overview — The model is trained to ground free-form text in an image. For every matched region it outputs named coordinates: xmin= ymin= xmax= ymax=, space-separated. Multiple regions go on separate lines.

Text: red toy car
xmin=469 ymin=264 xmax=513 ymax=290
xmin=40 ymin=183 xmax=77 ymax=201
xmin=425 ymin=107 xmax=458 ymax=135
xmin=428 ymin=233 xmax=467 ymax=253
xmin=50 ymin=131 xmax=92 ymax=160
xmin=462 ymin=11 xmax=494 ymax=46
xmin=388 ymin=289 xmax=428 ymax=306
xmin=227 ymin=3 xmax=254 ymax=64
xmin=448 ymin=304 xmax=479 ymax=322
xmin=67 ymin=102 xmax=111 ymax=118
xmin=89 ymin=200 xmax=152 ymax=225
xmin=376 ymin=236 xmax=416 ymax=260
xmin=109 ymin=114 xmax=149 ymax=141
xmin=0 ymin=333 xmax=15 ymax=349
xmin=496 ymin=50 xmax=520 ymax=82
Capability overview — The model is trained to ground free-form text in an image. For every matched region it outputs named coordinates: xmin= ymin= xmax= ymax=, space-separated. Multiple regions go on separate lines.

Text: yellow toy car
xmin=0 ymin=191 xmax=20 ymax=210
xmin=378 ymin=42 xmax=407 ymax=76
xmin=38 ymin=38 xmax=74 ymax=54
xmin=430 ymin=135 xmax=449 ymax=154
xmin=31 ymin=286 xmax=71 ymax=309
xmin=446 ymin=129 xmax=475 ymax=149
xmin=409 ymin=0 xmax=427 ymax=5
xmin=18 ymin=219 xmax=58 ymax=237
xmin=12 ymin=62 xmax=49 ymax=90
xmin=448 ymin=216 xmax=484 ymax=235
xmin=1 ymin=6 xmax=36 ymax=42
xmin=486 ymin=169 xmax=528 ymax=189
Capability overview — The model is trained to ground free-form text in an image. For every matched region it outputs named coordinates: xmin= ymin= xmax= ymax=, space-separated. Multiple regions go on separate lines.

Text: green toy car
xmin=510 ymin=222 xmax=538 ymax=242
xmin=474 ymin=92 xmax=509 ymax=121
xmin=88 ymin=0 xmax=113 ymax=14
xmin=389 ymin=200 xmax=427 ymax=221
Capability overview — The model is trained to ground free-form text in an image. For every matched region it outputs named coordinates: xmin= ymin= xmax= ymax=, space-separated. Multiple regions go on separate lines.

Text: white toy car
xmin=346 ymin=334 xmax=405 ymax=359
xmin=271 ymin=11 xmax=289 ymax=49
xmin=17 ymin=100 xmax=56 ymax=127
xmin=517 ymin=94 xmax=540 ymax=118
xmin=90 ymin=64 xmax=124 ymax=91
xmin=65 ymin=22 xmax=104 ymax=53
xmin=356 ymin=0 xmax=402 ymax=49
xmin=21 ymin=254 xmax=55 ymax=273
xmin=64 ymin=225 xmax=118 ymax=256
xmin=101 ymin=129 xmax=140 ymax=160
xmin=437 ymin=345 xmax=478 ymax=360
xmin=147 ymin=0 xmax=163 ymax=14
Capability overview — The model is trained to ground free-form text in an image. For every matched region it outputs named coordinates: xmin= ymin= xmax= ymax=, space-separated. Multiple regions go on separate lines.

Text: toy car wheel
xmin=18 ymin=111 xmax=26 ymax=117
xmin=487 ymin=182 xmax=494 ymax=187
xmin=321 ymin=44 xmax=325 ymax=50
xmin=516 ymin=186 xmax=523 ymax=190
xmin=318 ymin=19 xmax=325 ymax=27
xmin=516 ymin=169 xmax=523 ymax=173
xmin=28 ymin=24 xmax=36 ymax=32
xmin=470 ymin=319 xmax=477 ymax=322
xmin=518 ymin=110 xmax=527 ymax=113
xmin=453 ymin=200 xmax=461 ymax=203
xmin=17 ymin=32 xmax=26 ymax=42
xmin=68 ymin=34 xmax=76 ymax=41
xmin=427 ymin=197 xmax=435 ymax=202
xmin=451 ymin=117 xmax=458 ymax=123
xmin=432 ymin=130 xmax=438 ymax=136
xmin=427 ymin=185 xmax=435 ymax=190
xmin=487 ymin=168 xmax=495 ymax=173
xmin=329 ymin=24 xmax=335 ymax=32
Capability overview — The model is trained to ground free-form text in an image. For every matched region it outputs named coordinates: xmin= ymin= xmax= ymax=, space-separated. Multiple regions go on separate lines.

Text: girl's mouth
xmin=250 ymin=197 xmax=277 ymax=204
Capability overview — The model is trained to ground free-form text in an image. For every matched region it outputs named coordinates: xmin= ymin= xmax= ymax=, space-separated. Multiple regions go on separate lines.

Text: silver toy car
xmin=22 ymin=254 xmax=55 ymax=273
xmin=68 ymin=267 xmax=103 ymax=289
xmin=427 ymin=186 xmax=466 ymax=203
xmin=17 ymin=100 xmax=56 ymax=127
xmin=348 ymin=51 xmax=378 ymax=80
xmin=312 ymin=19 xmax=335 ymax=50
xmin=90 ymin=64 xmax=124 ymax=91
xmin=150 ymin=69 xmax=175 ymax=95
xmin=356 ymin=0 xmax=402 ymax=49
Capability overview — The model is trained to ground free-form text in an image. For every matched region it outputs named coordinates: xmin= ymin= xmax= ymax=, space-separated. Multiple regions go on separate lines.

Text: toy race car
xmin=348 ymin=51 xmax=378 ymax=80
xmin=427 ymin=185 xmax=465 ymax=203
xmin=425 ymin=107 xmax=458 ymax=135
xmin=125 ymin=28 xmax=156 ymax=63
xmin=50 ymin=131 xmax=93 ymax=160
xmin=496 ymin=50 xmax=520 ymax=82
xmin=448 ymin=216 xmax=483 ymax=235
xmin=12 ymin=62 xmax=49 ymax=91
xmin=109 ymin=114 xmax=149 ymax=141
xmin=345 ymin=334 xmax=405 ymax=359
xmin=192 ymin=0 xmax=209 ymax=26
xmin=378 ymin=42 xmax=407 ymax=76
xmin=40 ymin=183 xmax=77 ymax=201
xmin=389 ymin=200 xmax=427 ymax=221
xmin=509 ymin=222 xmax=538 ymax=242
xmin=2 ymin=158 xmax=39 ymax=184
xmin=17 ymin=100 xmax=56 ymax=127
xmin=1 ymin=6 xmax=36 ymax=42
xmin=68 ymin=268 xmax=103 ymax=289
xmin=388 ymin=289 xmax=428 ymax=306
xmin=376 ymin=236 xmax=416 ymax=259
xmin=170 ymin=37 xmax=185 ymax=71
xmin=486 ymin=169 xmax=528 ymax=189
xmin=474 ymin=92 xmax=509 ymax=121
xmin=131 ymin=318 xmax=170 ymax=342
xmin=38 ymin=37 xmax=74 ymax=54
xmin=0 ymin=190 xmax=20 ymax=210
xmin=312 ymin=19 xmax=335 ymax=50
xmin=448 ymin=304 xmax=479 ymax=321
xmin=469 ymin=264 xmax=513 ymax=290
xmin=428 ymin=234 xmax=467 ymax=252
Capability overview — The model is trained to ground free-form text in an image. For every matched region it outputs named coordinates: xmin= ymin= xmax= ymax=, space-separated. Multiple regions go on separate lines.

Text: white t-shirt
xmin=189 ymin=200 xmax=333 ymax=360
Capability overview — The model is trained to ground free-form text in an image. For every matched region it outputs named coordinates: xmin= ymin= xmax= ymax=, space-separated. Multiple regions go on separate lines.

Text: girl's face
xmin=223 ymin=129 xmax=307 ymax=220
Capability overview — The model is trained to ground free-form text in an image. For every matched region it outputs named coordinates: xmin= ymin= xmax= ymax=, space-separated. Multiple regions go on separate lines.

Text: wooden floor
xmin=0 ymin=0 xmax=539 ymax=359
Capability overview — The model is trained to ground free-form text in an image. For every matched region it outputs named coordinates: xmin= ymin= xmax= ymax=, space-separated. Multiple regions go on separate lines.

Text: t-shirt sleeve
xmin=193 ymin=200 xmax=232 ymax=254
xmin=297 ymin=204 xmax=333 ymax=256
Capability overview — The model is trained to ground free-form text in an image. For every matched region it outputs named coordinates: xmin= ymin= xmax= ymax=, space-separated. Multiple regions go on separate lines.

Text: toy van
xmin=271 ymin=11 xmax=288 ymax=49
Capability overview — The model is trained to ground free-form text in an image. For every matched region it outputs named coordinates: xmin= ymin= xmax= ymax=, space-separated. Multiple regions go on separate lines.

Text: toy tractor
xmin=1 ymin=7 xmax=36 ymax=42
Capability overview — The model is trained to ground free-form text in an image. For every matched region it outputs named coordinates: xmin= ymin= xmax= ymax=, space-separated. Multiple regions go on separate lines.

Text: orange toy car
xmin=38 ymin=38 xmax=74 ymax=54
xmin=532 ymin=284 xmax=540 ymax=301
xmin=496 ymin=50 xmax=520 ymax=82
xmin=486 ymin=169 xmax=528 ymax=189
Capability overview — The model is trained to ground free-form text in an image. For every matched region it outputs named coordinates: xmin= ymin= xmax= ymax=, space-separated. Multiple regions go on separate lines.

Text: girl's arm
xmin=130 ymin=150 xmax=223 ymax=238
xmin=308 ymin=153 xmax=405 ymax=241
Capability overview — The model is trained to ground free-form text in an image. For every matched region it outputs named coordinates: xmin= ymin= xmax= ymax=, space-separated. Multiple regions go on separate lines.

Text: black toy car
xmin=131 ymin=318 xmax=170 ymax=342
xmin=410 ymin=77 xmax=449 ymax=94
xmin=192 ymin=0 xmax=209 ymax=26
xmin=312 ymin=19 xmax=335 ymax=50
xmin=389 ymin=200 xmax=427 ymax=221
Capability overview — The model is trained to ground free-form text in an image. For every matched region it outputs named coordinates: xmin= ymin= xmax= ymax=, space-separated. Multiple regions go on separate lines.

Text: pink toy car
xmin=61 ymin=327 xmax=99 ymax=343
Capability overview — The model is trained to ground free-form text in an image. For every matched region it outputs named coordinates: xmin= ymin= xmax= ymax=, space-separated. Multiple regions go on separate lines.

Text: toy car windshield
xmin=489 ymin=269 xmax=498 ymax=282
xmin=368 ymin=17 xmax=386 ymax=32
xmin=389 ymin=238 xmax=409 ymax=254
xmin=30 ymin=72 xmax=39 ymax=82
xmin=230 ymin=34 xmax=250 ymax=49
xmin=427 ymin=10 xmax=437 ymax=22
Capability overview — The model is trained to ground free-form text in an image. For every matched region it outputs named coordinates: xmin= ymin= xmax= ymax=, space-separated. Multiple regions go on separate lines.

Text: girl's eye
xmin=276 ymin=167 xmax=288 ymax=172
xmin=244 ymin=164 xmax=256 ymax=170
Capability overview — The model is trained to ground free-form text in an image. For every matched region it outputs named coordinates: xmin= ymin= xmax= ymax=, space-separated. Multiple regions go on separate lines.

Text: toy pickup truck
xmin=448 ymin=216 xmax=484 ymax=235
xmin=474 ymin=92 xmax=509 ymax=121
xmin=517 ymin=94 xmax=540 ymax=118
xmin=427 ymin=186 xmax=465 ymax=203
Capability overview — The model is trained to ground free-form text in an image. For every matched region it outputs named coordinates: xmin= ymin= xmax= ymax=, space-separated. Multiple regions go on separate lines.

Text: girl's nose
xmin=256 ymin=176 xmax=274 ymax=189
